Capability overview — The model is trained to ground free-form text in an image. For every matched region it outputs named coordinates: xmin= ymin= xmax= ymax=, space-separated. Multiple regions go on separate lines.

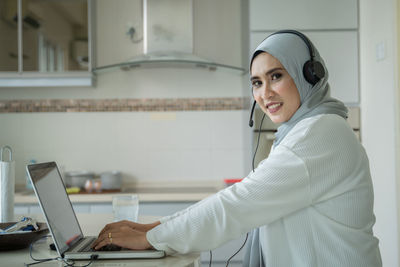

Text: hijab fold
xmin=244 ymin=32 xmax=348 ymax=266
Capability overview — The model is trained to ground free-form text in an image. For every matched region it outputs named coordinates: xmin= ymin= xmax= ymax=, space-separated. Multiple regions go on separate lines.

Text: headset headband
xmin=268 ymin=30 xmax=316 ymax=60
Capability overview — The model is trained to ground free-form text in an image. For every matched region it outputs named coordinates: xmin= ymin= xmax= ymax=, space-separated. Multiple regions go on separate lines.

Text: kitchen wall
xmin=360 ymin=0 xmax=400 ymax=265
xmin=0 ymin=0 xmax=253 ymax=185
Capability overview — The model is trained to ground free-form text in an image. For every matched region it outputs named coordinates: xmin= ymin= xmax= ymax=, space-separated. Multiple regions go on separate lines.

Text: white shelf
xmin=0 ymin=72 xmax=94 ymax=87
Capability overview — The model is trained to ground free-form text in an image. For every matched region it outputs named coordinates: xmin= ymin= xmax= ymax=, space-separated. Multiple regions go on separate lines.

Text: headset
xmin=248 ymin=30 xmax=325 ymax=128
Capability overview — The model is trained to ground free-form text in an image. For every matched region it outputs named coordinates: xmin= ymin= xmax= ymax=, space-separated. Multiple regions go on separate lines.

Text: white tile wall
xmin=0 ymin=110 xmax=252 ymax=185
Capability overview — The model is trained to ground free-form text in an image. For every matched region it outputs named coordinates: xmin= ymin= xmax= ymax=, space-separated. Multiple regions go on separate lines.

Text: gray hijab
xmin=244 ymin=31 xmax=348 ymax=267
xmin=250 ymin=32 xmax=348 ymax=147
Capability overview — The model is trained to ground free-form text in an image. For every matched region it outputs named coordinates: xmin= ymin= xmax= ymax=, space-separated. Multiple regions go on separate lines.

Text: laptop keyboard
xmin=79 ymin=239 xmax=96 ymax=252
xmin=78 ymin=239 xmax=122 ymax=252
xmin=97 ymin=244 xmax=122 ymax=251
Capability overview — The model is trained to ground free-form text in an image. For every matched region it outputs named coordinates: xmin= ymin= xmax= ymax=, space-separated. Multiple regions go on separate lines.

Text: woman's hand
xmin=92 ymin=226 xmax=151 ymax=250
xmin=97 ymin=220 xmax=160 ymax=236
xmin=91 ymin=220 xmax=160 ymax=250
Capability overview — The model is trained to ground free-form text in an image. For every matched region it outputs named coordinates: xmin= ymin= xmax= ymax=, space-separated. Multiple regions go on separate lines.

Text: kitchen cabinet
xmin=0 ymin=0 xmax=93 ymax=87
xmin=249 ymin=0 xmax=359 ymax=105
xmin=250 ymin=0 xmax=358 ymax=31
xmin=250 ymin=31 xmax=359 ymax=104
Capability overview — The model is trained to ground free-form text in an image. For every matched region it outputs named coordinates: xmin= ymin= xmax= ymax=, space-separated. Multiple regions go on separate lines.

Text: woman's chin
xmin=267 ymin=114 xmax=284 ymax=124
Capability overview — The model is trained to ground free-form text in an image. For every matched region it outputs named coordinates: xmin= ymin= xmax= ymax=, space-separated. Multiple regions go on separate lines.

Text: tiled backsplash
xmin=0 ymin=97 xmax=250 ymax=113
xmin=1 ymin=111 xmax=252 ymax=185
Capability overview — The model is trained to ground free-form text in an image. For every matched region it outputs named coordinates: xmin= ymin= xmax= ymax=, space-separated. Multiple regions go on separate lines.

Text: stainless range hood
xmin=94 ymin=0 xmax=244 ymax=73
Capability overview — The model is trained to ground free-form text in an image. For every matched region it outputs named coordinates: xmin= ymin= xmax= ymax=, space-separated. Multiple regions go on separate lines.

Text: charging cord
xmin=24 ymin=235 xmax=98 ymax=267
xmin=62 ymin=255 xmax=98 ymax=267
xmin=252 ymin=113 xmax=266 ymax=172
xmin=225 ymin=233 xmax=249 ymax=267
xmin=208 ymin=232 xmax=249 ymax=267
xmin=24 ymin=235 xmax=59 ymax=266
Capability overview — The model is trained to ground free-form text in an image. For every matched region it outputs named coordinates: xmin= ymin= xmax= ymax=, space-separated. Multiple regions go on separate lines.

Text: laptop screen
xmin=28 ymin=162 xmax=83 ymax=255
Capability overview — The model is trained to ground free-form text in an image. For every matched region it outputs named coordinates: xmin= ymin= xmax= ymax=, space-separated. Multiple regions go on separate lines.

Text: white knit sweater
xmin=146 ymin=114 xmax=382 ymax=267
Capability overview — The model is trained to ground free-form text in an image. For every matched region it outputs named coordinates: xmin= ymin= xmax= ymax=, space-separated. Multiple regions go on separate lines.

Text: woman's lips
xmin=266 ymin=102 xmax=283 ymax=113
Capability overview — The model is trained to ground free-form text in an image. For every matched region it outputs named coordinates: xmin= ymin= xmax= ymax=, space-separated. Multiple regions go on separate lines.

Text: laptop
xmin=27 ymin=161 xmax=165 ymax=260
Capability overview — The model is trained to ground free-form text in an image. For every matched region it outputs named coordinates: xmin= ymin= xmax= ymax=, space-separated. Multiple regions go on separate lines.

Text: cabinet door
xmin=250 ymin=0 xmax=358 ymax=31
xmin=250 ymin=31 xmax=359 ymax=104
xmin=0 ymin=0 xmax=93 ymax=87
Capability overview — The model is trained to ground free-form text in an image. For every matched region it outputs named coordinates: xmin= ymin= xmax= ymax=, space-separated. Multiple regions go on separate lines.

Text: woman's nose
xmin=261 ymin=85 xmax=274 ymax=99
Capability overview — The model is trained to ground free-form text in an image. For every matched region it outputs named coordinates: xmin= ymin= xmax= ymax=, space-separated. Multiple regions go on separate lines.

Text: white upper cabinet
xmin=250 ymin=0 xmax=358 ymax=31
xmin=251 ymin=31 xmax=359 ymax=105
xmin=249 ymin=0 xmax=359 ymax=105
xmin=0 ymin=0 xmax=93 ymax=87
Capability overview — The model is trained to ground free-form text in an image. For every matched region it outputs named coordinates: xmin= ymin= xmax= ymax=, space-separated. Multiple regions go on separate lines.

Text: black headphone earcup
xmin=303 ymin=60 xmax=325 ymax=85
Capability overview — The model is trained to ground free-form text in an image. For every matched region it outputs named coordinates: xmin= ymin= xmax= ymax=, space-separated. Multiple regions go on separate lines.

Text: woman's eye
xmin=271 ymin=73 xmax=282 ymax=80
xmin=252 ymin=80 xmax=262 ymax=87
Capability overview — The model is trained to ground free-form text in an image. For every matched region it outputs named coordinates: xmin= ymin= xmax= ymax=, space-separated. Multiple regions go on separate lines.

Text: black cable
xmin=226 ymin=233 xmax=249 ymax=267
xmin=24 ymin=235 xmax=98 ymax=267
xmin=25 ymin=259 xmax=54 ymax=266
xmin=209 ymin=233 xmax=249 ymax=267
xmin=24 ymin=235 xmax=59 ymax=266
xmin=62 ymin=255 xmax=99 ymax=267
xmin=252 ymin=113 xmax=266 ymax=172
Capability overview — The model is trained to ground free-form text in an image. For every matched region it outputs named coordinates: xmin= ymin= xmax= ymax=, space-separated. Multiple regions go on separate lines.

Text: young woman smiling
xmin=251 ymin=52 xmax=301 ymax=124
xmin=93 ymin=30 xmax=382 ymax=267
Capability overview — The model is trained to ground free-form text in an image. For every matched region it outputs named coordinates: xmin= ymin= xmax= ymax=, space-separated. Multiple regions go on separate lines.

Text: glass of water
xmin=112 ymin=195 xmax=139 ymax=222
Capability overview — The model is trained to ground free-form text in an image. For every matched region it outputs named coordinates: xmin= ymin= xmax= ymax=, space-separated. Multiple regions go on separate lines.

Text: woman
xmin=92 ymin=30 xmax=382 ymax=266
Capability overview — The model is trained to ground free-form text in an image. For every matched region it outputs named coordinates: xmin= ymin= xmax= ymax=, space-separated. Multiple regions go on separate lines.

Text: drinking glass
xmin=112 ymin=195 xmax=139 ymax=222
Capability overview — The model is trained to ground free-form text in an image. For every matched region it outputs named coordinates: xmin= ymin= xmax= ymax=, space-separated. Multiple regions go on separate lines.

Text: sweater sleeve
xmin=146 ymin=145 xmax=311 ymax=255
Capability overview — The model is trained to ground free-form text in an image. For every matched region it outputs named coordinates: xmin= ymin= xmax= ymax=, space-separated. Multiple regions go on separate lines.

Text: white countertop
xmin=15 ymin=192 xmax=215 ymax=204
xmin=15 ymin=180 xmax=225 ymax=204
xmin=2 ymin=213 xmax=200 ymax=267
